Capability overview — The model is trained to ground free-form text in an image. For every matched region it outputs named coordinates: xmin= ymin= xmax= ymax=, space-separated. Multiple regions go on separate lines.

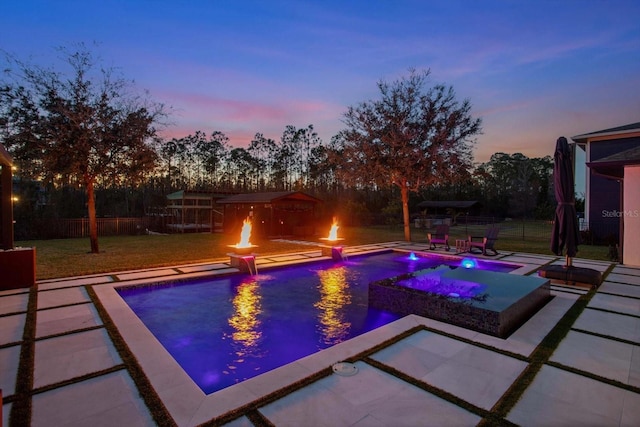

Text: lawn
xmin=18 ymin=224 xmax=610 ymax=280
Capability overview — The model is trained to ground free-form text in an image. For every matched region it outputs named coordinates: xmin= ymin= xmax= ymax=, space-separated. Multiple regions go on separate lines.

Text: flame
xmin=236 ymin=218 xmax=252 ymax=248
xmin=327 ymin=219 xmax=339 ymax=241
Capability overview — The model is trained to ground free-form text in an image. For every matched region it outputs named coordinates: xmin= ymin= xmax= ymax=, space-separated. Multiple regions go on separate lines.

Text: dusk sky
xmin=2 ymin=0 xmax=639 ymax=164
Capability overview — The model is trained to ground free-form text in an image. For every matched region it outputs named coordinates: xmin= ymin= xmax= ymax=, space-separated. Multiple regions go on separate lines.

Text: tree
xmin=334 ymin=69 xmax=482 ymax=241
xmin=1 ymin=46 xmax=166 ymax=253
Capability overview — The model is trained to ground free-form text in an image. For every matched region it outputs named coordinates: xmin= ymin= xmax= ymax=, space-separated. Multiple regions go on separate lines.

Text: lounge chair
xmin=468 ymin=226 xmax=499 ymax=256
xmin=428 ymin=224 xmax=450 ymax=251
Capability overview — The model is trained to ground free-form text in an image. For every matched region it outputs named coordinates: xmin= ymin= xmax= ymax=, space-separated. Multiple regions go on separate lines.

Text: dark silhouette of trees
xmin=332 ymin=69 xmax=482 ymax=241
xmin=478 ymin=152 xmax=553 ymax=218
xmin=3 ymin=46 xmax=561 ymax=240
xmin=1 ymin=46 xmax=166 ymax=252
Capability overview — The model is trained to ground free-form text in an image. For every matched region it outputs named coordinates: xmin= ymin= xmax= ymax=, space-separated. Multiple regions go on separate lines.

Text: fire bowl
xmin=228 ymin=245 xmax=257 ymax=255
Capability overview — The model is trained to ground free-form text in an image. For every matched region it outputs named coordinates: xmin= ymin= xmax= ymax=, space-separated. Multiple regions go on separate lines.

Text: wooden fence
xmin=17 ymin=217 xmax=151 ymax=240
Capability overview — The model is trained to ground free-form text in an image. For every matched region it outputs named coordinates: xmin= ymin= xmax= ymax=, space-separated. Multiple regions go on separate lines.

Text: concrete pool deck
xmin=1 ymin=242 xmax=639 ymax=426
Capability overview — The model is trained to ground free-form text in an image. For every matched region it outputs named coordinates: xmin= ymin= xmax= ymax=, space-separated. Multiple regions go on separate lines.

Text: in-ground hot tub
xmin=368 ymin=267 xmax=551 ymax=338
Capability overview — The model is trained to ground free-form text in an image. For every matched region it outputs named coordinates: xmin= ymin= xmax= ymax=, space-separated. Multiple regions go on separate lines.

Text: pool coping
xmin=92 ymin=243 xmax=583 ymax=426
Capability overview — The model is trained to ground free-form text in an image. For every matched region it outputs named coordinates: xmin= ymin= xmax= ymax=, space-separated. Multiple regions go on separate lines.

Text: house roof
xmin=572 ymin=122 xmax=640 ymax=144
xmin=586 ymin=145 xmax=640 ymax=179
xmin=217 ymin=191 xmax=322 ymax=205
xmin=417 ymin=200 xmax=479 ymax=209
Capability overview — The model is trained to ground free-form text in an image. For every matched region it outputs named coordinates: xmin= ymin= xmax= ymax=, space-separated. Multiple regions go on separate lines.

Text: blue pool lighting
xmin=408 ymin=252 xmax=419 ymax=261
xmin=461 ymin=258 xmax=477 ymax=269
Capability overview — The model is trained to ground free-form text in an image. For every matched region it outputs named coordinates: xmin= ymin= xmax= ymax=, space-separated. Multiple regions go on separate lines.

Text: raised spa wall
xmin=368 ymin=268 xmax=551 ymax=338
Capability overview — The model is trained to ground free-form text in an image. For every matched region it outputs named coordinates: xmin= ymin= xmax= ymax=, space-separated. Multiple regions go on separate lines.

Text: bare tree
xmin=334 ymin=69 xmax=481 ymax=241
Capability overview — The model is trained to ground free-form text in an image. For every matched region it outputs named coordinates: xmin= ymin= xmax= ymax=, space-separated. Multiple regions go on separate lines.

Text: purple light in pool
xmin=397 ymin=274 xmax=482 ymax=299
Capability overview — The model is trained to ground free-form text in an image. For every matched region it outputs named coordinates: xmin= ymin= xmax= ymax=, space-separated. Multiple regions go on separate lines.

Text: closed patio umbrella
xmin=550 ymin=136 xmax=580 ymax=266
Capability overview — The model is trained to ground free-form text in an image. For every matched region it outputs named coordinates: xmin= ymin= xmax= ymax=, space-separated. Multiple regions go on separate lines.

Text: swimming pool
xmin=117 ymin=251 xmax=519 ymax=394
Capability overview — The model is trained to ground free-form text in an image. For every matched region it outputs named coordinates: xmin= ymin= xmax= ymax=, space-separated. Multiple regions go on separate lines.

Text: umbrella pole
xmin=565 ymin=255 xmax=573 ymax=268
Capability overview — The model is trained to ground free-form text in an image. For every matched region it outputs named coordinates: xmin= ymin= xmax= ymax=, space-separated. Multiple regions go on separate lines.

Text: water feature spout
xmin=242 ymin=255 xmax=258 ymax=276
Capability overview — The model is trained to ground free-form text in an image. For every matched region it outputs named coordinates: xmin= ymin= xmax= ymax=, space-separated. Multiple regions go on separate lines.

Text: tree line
xmin=2 ymin=46 xmax=556 ymax=251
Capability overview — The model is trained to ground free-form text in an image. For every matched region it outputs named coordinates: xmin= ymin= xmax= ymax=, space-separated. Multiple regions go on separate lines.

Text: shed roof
xmin=166 ymin=190 xmax=237 ymax=200
xmin=217 ymin=191 xmax=322 ymax=205
xmin=417 ymin=200 xmax=479 ymax=209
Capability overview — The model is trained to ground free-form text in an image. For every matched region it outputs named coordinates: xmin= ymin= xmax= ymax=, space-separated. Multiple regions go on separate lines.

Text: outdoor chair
xmin=428 ymin=224 xmax=450 ymax=251
xmin=468 ymin=225 xmax=499 ymax=256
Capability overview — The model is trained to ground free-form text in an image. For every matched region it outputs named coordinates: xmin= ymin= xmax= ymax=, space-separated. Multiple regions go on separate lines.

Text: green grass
xmin=18 ymin=224 xmax=611 ymax=280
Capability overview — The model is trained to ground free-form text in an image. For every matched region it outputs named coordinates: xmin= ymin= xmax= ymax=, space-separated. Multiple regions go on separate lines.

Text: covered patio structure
xmin=217 ymin=191 xmax=322 ymax=238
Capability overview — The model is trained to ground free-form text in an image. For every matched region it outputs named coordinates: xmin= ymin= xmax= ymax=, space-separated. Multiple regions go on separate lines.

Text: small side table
xmin=455 ymin=239 xmax=470 ymax=254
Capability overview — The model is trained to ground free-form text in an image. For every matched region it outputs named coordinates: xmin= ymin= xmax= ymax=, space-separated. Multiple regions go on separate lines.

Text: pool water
xmin=117 ymin=251 xmax=518 ymax=394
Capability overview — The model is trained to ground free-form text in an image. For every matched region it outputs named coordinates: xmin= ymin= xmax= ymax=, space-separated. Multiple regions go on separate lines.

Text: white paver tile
xmin=606 ymin=273 xmax=640 ymax=286
xmin=630 ymin=346 xmax=640 ymax=388
xmin=0 ymin=345 xmax=21 ymax=396
xmin=614 ymin=266 xmax=640 ymax=277
xmin=422 ymin=344 xmax=527 ymax=410
xmin=589 ymin=293 xmax=640 ymax=316
xmin=259 ymin=362 xmax=480 ymax=427
xmin=508 ymin=365 xmax=640 ymax=426
xmin=31 ymin=370 xmax=155 ymax=427
xmin=0 ymin=293 xmax=28 ymax=315
xmin=116 ymin=268 xmax=179 ymax=281
xmin=599 ymin=281 xmax=640 ymax=298
xmin=34 ymin=329 xmax=122 ymax=388
xmin=551 ymin=331 xmax=635 ymax=385
xmin=36 ymin=303 xmax=102 ymax=338
xmin=177 ymin=263 xmax=230 ymax=273
xmin=573 ymin=309 xmax=640 ymax=343
xmin=37 ymin=275 xmax=113 ymax=291
xmin=37 ymin=287 xmax=90 ymax=309
xmin=2 ymin=401 xmax=11 ymax=427
xmin=220 ymin=416 xmax=254 ymax=427
xmin=0 ymin=313 xmax=25 ymax=345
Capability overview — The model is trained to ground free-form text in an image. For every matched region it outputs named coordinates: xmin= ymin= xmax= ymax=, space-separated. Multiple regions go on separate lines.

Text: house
xmin=217 ymin=191 xmax=322 ymax=238
xmin=573 ymin=122 xmax=640 ymax=266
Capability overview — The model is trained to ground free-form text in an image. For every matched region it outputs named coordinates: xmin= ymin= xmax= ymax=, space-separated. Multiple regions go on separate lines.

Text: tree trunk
xmin=401 ymin=182 xmax=411 ymax=242
xmin=86 ymin=178 xmax=100 ymax=253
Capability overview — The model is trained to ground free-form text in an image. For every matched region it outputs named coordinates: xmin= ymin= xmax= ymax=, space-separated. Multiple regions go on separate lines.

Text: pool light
xmin=461 ymin=258 xmax=477 ymax=269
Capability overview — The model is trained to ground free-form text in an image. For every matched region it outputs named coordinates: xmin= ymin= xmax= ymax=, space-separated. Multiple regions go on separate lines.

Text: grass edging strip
xmin=8 ymin=285 xmax=37 ymax=426
xmin=200 ymin=367 xmax=333 ymax=426
xmin=481 ymin=288 xmax=597 ymax=424
xmin=85 ymin=285 xmax=177 ymax=427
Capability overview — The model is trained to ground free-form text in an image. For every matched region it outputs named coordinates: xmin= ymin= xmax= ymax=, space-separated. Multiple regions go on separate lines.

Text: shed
xmin=166 ymin=190 xmax=235 ymax=233
xmin=415 ymin=200 xmax=480 ymax=228
xmin=217 ymin=191 xmax=322 ymax=237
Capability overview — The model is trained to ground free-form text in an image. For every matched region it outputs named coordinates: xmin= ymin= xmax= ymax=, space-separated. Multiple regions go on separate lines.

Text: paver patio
xmin=1 ymin=242 xmax=639 ymax=426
